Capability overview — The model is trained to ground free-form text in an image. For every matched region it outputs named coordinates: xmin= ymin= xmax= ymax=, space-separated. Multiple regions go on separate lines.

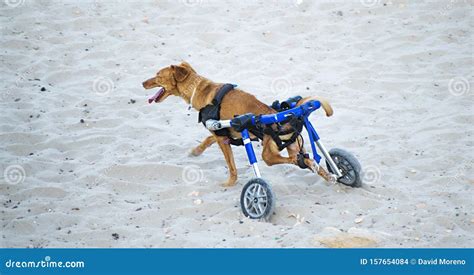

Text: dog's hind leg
xmin=286 ymin=136 xmax=303 ymax=158
xmin=262 ymin=135 xmax=298 ymax=166
xmin=286 ymin=137 xmax=316 ymax=171
xmin=265 ymin=136 xmax=334 ymax=182
xmin=263 ymin=135 xmax=314 ymax=168
xmin=191 ymin=135 xmax=216 ymax=156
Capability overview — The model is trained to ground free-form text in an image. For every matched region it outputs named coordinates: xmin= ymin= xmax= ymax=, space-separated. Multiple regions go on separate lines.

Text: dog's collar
xmin=186 ymin=75 xmax=205 ymax=110
xmin=189 ymin=85 xmax=197 ymax=109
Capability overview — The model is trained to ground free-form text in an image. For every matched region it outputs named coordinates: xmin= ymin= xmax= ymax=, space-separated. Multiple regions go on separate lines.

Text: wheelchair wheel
xmin=240 ymin=178 xmax=274 ymax=221
xmin=326 ymin=148 xmax=362 ymax=188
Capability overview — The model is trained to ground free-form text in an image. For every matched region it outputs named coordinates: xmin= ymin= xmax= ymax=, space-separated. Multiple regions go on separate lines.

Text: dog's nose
xmin=142 ymin=81 xmax=147 ymax=88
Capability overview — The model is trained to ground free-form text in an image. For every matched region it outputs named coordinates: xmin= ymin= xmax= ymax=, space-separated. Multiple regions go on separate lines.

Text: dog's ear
xmin=171 ymin=65 xmax=190 ymax=82
xmin=180 ymin=61 xmax=196 ymax=73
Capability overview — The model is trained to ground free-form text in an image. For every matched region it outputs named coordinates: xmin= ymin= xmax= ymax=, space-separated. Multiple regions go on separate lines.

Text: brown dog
xmin=143 ymin=62 xmax=334 ymax=187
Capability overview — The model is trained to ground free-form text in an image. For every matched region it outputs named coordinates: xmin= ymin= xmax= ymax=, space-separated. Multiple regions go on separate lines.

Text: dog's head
xmin=142 ymin=62 xmax=195 ymax=104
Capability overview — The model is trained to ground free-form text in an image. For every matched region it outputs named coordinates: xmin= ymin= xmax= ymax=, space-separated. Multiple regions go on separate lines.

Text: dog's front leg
xmin=214 ymin=135 xmax=238 ymax=187
xmin=191 ymin=135 xmax=216 ymax=156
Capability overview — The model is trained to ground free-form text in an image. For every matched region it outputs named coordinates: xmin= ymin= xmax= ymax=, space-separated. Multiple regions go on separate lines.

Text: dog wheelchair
xmin=205 ymin=97 xmax=362 ymax=220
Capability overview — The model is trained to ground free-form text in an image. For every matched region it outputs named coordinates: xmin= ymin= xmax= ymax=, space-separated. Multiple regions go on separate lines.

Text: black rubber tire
xmin=240 ymin=178 xmax=275 ymax=221
xmin=326 ymin=148 xmax=362 ymax=188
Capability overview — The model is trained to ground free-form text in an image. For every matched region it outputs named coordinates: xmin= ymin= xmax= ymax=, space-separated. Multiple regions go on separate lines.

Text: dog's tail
xmin=296 ymin=96 xmax=333 ymax=117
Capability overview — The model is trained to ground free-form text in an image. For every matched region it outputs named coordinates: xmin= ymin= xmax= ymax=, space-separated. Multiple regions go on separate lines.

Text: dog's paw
xmin=221 ymin=178 xmax=237 ymax=187
xmin=190 ymin=147 xmax=203 ymax=157
xmin=328 ymin=174 xmax=338 ymax=185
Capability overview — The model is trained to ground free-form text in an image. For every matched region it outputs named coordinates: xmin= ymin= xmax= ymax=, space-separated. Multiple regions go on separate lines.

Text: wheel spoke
xmin=245 ymin=193 xmax=252 ymax=201
xmin=252 ymin=203 xmax=259 ymax=214
xmin=245 ymin=199 xmax=252 ymax=210
xmin=249 ymin=185 xmax=256 ymax=197
xmin=257 ymin=203 xmax=264 ymax=215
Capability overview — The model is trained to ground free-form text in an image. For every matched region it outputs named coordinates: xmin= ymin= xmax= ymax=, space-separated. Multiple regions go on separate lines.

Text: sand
xmin=0 ymin=0 xmax=473 ymax=248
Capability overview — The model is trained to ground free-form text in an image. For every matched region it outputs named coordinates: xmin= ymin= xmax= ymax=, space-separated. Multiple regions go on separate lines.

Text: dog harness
xmin=198 ymin=84 xmax=257 ymax=146
xmin=198 ymin=85 xmax=304 ymax=149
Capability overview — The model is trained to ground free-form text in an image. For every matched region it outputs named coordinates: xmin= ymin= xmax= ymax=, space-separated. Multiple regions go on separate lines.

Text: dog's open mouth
xmin=148 ymin=87 xmax=165 ymax=104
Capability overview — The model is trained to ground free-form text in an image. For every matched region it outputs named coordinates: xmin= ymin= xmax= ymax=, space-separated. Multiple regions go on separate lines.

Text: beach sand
xmin=0 ymin=0 xmax=473 ymax=248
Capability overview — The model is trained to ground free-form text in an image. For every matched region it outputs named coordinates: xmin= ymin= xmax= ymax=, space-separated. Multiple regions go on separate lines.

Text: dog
xmin=143 ymin=62 xmax=334 ymax=187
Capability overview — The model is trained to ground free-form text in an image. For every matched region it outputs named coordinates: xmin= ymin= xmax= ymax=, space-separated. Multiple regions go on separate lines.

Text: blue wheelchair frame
xmin=206 ymin=100 xmax=343 ymax=179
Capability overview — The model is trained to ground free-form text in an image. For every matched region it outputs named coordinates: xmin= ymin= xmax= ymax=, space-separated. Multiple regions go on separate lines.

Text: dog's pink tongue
xmin=148 ymin=87 xmax=164 ymax=104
